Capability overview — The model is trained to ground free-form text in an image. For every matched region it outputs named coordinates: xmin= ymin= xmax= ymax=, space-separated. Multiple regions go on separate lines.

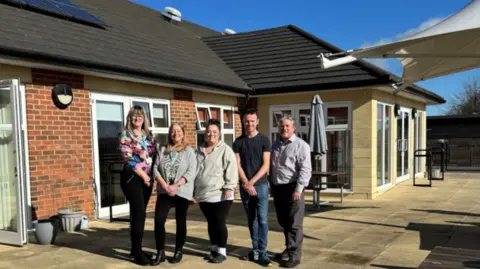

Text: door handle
xmin=397 ymin=140 xmax=402 ymax=151
xmin=403 ymin=139 xmax=408 ymax=152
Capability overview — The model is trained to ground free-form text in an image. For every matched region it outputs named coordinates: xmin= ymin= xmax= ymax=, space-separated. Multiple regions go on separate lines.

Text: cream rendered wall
xmin=0 ymin=64 xmax=32 ymax=83
xmin=84 ymin=76 xmax=174 ymax=99
xmin=192 ymin=91 xmax=237 ymax=106
xmin=257 ymin=89 xmax=375 ymax=199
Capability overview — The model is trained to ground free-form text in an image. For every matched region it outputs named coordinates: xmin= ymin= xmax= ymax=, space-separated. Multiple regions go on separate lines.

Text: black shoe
xmin=204 ymin=251 xmax=216 ymax=261
xmin=132 ymin=252 xmax=151 ymax=266
xmin=209 ymin=253 xmax=226 ymax=263
xmin=281 ymin=259 xmax=300 ymax=268
xmin=258 ymin=255 xmax=273 ymax=267
xmin=151 ymin=250 xmax=166 ymax=266
xmin=240 ymin=251 xmax=256 ymax=261
xmin=170 ymin=248 xmax=183 ymax=264
xmin=275 ymin=250 xmax=289 ymax=262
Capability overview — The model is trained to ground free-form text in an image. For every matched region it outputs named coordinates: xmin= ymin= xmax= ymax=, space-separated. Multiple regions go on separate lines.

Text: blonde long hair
xmin=125 ymin=105 xmax=151 ymax=136
xmin=164 ymin=122 xmax=188 ymax=153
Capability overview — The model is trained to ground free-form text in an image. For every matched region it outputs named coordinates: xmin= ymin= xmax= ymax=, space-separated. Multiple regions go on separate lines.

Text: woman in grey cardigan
xmin=194 ymin=119 xmax=239 ymax=264
xmin=151 ymin=123 xmax=197 ymax=265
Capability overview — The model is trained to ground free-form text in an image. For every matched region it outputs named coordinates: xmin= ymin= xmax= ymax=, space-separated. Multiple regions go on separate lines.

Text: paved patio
xmin=1 ymin=172 xmax=479 ymax=269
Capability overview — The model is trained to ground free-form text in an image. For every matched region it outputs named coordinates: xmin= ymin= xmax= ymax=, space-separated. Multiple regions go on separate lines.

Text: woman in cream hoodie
xmin=194 ymin=119 xmax=239 ymax=264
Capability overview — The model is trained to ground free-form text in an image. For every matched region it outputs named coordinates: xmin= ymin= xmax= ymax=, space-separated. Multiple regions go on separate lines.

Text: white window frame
xmin=194 ymin=103 xmax=235 ymax=145
xmin=90 ymin=92 xmax=171 ymax=219
xmin=130 ymin=97 xmax=171 ymax=140
xmin=414 ymin=110 xmax=425 ymax=176
xmin=268 ymin=101 xmax=353 ymax=192
xmin=376 ymin=102 xmax=393 ymax=192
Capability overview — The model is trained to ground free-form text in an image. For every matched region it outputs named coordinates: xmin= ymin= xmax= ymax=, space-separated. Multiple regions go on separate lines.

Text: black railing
xmin=427 ymin=139 xmax=480 ymax=171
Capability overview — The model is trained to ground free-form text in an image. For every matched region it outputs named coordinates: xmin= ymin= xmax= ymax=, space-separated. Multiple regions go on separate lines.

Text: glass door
xmin=0 ymin=79 xmax=27 ymax=246
xmin=377 ymin=104 xmax=392 ymax=189
xmin=91 ymin=93 xmax=129 ymax=219
xmin=396 ymin=108 xmax=411 ymax=182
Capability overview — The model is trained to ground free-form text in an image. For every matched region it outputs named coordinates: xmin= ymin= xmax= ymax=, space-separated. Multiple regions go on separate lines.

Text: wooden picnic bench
xmin=307 ymin=171 xmax=347 ymax=206
xmin=417 ymin=246 xmax=480 ymax=269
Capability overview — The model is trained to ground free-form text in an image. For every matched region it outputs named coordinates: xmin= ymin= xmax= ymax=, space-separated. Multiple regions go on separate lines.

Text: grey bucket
xmin=58 ymin=209 xmax=84 ymax=233
xmin=33 ymin=218 xmax=58 ymax=245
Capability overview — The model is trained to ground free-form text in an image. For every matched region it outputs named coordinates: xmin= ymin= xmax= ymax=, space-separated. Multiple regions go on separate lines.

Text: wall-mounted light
xmin=412 ymin=108 xmax=418 ymax=118
xmin=394 ymin=104 xmax=401 ymax=117
xmin=51 ymin=84 xmax=73 ymax=109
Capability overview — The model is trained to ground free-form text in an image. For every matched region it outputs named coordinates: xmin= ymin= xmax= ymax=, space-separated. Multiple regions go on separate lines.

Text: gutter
xmin=0 ymin=45 xmax=252 ymax=95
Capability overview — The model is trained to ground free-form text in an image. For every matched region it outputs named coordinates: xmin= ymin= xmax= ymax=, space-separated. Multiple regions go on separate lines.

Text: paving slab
xmin=1 ymin=172 xmax=480 ymax=268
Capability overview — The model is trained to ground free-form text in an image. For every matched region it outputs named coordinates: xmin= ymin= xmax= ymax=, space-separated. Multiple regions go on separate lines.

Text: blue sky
xmin=135 ymin=0 xmax=480 ymax=115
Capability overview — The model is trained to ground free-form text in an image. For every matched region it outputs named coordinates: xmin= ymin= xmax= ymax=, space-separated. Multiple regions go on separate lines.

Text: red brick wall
xmin=27 ymin=69 xmax=94 ymax=220
xmin=145 ymin=89 xmax=197 ymax=212
xmin=171 ymin=89 xmax=197 ymax=146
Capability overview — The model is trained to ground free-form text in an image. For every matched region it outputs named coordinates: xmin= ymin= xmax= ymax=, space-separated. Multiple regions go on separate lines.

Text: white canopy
xmin=319 ymin=0 xmax=480 ymax=87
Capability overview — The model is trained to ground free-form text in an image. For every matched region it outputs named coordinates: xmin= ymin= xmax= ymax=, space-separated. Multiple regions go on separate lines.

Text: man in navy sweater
xmin=233 ymin=109 xmax=272 ymax=267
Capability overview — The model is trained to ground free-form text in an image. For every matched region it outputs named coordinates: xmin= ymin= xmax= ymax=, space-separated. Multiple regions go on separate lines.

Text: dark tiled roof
xmin=0 ymin=0 xmax=249 ymax=92
xmin=0 ymin=0 xmax=444 ymax=104
xmin=203 ymin=25 xmax=445 ymax=103
xmin=203 ymin=26 xmax=386 ymax=91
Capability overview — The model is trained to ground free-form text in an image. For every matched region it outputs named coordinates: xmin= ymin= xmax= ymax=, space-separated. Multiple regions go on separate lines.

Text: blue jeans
xmin=240 ymin=183 xmax=269 ymax=257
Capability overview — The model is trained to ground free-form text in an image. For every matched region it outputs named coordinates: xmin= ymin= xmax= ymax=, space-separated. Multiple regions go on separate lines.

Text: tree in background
xmin=444 ymin=77 xmax=480 ymax=115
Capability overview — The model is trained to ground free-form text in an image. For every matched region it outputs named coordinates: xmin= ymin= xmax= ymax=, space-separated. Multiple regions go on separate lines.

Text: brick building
xmin=0 ymin=0 xmax=444 ymax=246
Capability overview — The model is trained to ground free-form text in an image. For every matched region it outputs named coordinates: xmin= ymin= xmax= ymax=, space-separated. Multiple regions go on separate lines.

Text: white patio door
xmin=0 ymin=79 xmax=28 ymax=246
xmin=91 ymin=93 xmax=129 ymax=219
xmin=396 ymin=108 xmax=411 ymax=182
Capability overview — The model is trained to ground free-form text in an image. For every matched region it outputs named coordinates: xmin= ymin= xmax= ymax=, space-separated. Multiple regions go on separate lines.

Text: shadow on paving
xmin=49 ymin=227 xmax=251 ymax=265
xmin=308 ymin=212 xmax=480 ymax=251
xmin=369 ymin=265 xmax=415 ymax=269
xmin=411 ymin=209 xmax=480 ymax=218
xmin=147 ymin=200 xmax=380 ymax=241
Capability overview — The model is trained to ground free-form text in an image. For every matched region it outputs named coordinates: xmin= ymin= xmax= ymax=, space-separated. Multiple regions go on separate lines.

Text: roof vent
xmin=223 ymin=28 xmax=236 ymax=35
xmin=162 ymin=7 xmax=182 ymax=23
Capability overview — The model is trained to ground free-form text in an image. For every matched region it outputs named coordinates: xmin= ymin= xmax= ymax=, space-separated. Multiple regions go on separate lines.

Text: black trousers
xmin=272 ymin=183 xmax=305 ymax=262
xmin=154 ymin=194 xmax=190 ymax=251
xmin=199 ymin=200 xmax=233 ymax=248
xmin=120 ymin=165 xmax=153 ymax=256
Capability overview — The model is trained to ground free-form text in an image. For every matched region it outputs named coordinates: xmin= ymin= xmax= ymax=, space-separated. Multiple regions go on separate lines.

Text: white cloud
xmin=362 ymin=17 xmax=445 ymax=48
xmin=360 ymin=17 xmax=446 ymax=72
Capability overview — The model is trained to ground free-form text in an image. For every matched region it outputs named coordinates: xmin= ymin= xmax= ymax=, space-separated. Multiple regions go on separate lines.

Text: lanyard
xmin=169 ymin=151 xmax=178 ymax=165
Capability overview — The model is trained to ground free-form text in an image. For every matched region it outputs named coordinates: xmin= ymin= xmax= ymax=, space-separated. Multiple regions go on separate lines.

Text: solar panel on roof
xmin=2 ymin=0 xmax=105 ymax=27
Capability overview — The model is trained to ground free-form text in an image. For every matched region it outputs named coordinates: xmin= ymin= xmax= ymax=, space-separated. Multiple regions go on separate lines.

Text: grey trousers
xmin=272 ymin=182 xmax=305 ymax=262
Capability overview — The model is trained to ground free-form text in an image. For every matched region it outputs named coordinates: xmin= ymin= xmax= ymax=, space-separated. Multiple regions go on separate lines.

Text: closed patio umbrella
xmin=309 ymin=94 xmax=328 ymax=164
xmin=318 ymin=0 xmax=480 ymax=89
xmin=308 ymin=94 xmax=328 ymax=206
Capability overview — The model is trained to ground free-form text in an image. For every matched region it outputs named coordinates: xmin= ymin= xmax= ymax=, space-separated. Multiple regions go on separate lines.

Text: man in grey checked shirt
xmin=270 ymin=116 xmax=312 ymax=268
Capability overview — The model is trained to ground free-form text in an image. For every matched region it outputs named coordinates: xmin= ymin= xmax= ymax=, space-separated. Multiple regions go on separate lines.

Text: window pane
xmin=299 ymin=109 xmax=310 ymax=127
xmin=327 ymin=107 xmax=348 ymax=125
xmin=385 ymin=106 xmax=391 ymax=184
xmin=0 ymin=89 xmax=12 ymax=125
xmin=197 ymin=133 xmax=205 ymax=148
xmin=210 ymin=107 xmax=220 ymax=120
xmin=224 ymin=133 xmax=234 ymax=148
xmin=223 ymin=109 xmax=233 ymax=129
xmin=132 ymin=101 xmax=151 ymax=124
xmin=154 ymin=133 xmax=168 ymax=148
xmin=272 ymin=110 xmax=292 ymax=127
xmin=377 ymin=104 xmax=384 ymax=187
xmin=197 ymin=107 xmax=209 ymax=128
xmin=326 ymin=130 xmax=351 ymax=189
xmin=95 ymin=101 xmax=125 ymax=208
xmin=153 ymin=104 xmax=168 ymax=128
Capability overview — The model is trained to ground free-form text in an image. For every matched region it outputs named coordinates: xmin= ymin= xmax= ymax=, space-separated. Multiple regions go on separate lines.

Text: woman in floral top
xmin=118 ymin=105 xmax=156 ymax=266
